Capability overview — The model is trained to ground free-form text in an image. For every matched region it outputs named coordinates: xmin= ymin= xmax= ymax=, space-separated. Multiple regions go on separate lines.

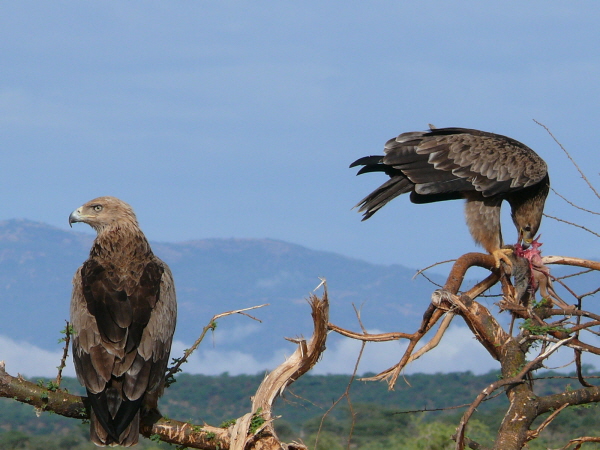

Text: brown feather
xmin=351 ymin=127 xmax=550 ymax=254
xmin=70 ymin=196 xmax=177 ymax=447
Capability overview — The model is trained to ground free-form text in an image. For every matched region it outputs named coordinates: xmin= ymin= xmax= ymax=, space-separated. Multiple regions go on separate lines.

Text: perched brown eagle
xmin=69 ymin=196 xmax=177 ymax=447
xmin=351 ymin=127 xmax=550 ymax=266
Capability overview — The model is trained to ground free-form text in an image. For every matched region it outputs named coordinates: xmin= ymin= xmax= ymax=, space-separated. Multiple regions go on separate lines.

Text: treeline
xmin=2 ymin=370 xmax=600 ymax=449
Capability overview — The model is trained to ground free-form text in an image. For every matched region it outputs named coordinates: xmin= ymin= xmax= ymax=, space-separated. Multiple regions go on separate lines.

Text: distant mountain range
xmin=0 ymin=219 xmax=447 ymax=355
xmin=0 ymin=219 xmax=595 ymax=374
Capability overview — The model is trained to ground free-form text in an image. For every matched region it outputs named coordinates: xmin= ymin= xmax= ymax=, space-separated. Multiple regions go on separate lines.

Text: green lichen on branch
xmin=520 ymin=319 xmax=569 ymax=335
xmin=57 ymin=324 xmax=74 ymax=344
xmin=249 ymin=407 xmax=265 ymax=435
xmin=219 ymin=418 xmax=237 ymax=428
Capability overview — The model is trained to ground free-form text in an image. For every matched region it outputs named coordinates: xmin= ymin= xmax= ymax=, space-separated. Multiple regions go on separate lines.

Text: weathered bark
xmin=328 ymin=251 xmax=600 ymax=450
xmin=0 ymin=289 xmax=330 ymax=450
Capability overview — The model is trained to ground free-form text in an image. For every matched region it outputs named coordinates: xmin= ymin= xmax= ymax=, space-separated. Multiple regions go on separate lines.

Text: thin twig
xmin=526 ymin=402 xmax=569 ymax=442
xmin=551 ymin=188 xmax=600 ymax=215
xmin=413 ymin=272 xmax=444 ymax=288
xmin=580 ymin=286 xmax=600 ymax=299
xmin=165 ymin=304 xmax=268 ymax=382
xmin=352 ymin=303 xmax=368 ymax=334
xmin=212 ymin=304 xmax=268 ymax=322
xmin=395 ymin=390 xmax=504 ymax=415
xmin=518 ymin=335 xmax=587 ymax=352
xmin=532 ymin=375 xmax=600 ymax=381
xmin=534 ymin=119 xmax=600 ymax=199
xmin=549 ymin=276 xmax=581 ymax=302
xmin=55 ymin=320 xmax=71 ymax=388
xmin=543 ymin=213 xmax=600 ymax=238
xmin=314 ymin=340 xmax=365 ymax=450
xmin=558 ymin=435 xmax=600 ymax=450
xmin=575 ymin=349 xmax=594 ymax=388
xmin=554 ymin=269 xmax=593 ymax=281
xmin=405 ymin=312 xmax=455 ymax=365
xmin=413 ymin=259 xmax=457 ymax=280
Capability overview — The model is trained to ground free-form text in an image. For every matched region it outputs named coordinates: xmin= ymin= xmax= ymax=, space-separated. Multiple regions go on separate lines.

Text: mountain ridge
xmin=0 ymin=218 xmax=439 ymax=359
xmin=1 ymin=218 xmax=594 ymax=376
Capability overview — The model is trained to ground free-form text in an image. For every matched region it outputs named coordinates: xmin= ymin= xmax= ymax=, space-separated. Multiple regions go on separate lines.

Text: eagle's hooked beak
xmin=69 ymin=208 xmax=83 ymax=228
xmin=519 ymin=228 xmax=533 ymax=249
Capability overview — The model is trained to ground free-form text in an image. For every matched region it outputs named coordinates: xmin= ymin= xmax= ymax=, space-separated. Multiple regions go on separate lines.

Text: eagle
xmin=350 ymin=127 xmax=550 ymax=267
xmin=69 ymin=196 xmax=177 ymax=447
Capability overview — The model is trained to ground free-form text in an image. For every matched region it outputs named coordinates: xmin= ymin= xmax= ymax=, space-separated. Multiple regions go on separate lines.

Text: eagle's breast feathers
xmin=69 ymin=196 xmax=176 ymax=447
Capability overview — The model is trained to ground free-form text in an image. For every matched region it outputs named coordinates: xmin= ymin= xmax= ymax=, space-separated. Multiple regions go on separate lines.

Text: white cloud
xmin=209 ymin=323 xmax=262 ymax=345
xmin=171 ymin=325 xmax=503 ymax=376
xmin=0 ymin=335 xmax=76 ymax=378
xmin=169 ymin=340 xmax=287 ymax=376
xmin=312 ymin=326 xmax=500 ymax=376
xmin=2 ymin=326 xmax=596 ymax=380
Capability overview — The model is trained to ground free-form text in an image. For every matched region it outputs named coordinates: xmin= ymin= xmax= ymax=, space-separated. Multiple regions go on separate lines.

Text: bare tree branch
xmin=454 ymin=336 xmax=574 ymax=450
xmin=55 ymin=320 xmax=71 ymax=388
xmin=166 ymin=303 xmax=269 ymax=383
xmin=0 ymin=289 xmax=330 ymax=450
xmin=534 ymin=119 xmax=600 ymax=199
xmin=543 ymin=213 xmax=600 ymax=238
xmin=551 ymin=188 xmax=600 ymax=215
xmin=543 ymin=255 xmax=600 ymax=270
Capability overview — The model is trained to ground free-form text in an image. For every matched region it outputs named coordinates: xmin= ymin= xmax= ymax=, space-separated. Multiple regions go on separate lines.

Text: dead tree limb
xmin=327 ymin=248 xmax=599 ymax=449
xmin=0 ymin=289 xmax=330 ymax=450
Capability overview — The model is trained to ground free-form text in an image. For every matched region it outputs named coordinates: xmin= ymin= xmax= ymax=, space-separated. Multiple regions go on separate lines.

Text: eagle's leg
xmin=464 ymin=196 xmax=510 ymax=268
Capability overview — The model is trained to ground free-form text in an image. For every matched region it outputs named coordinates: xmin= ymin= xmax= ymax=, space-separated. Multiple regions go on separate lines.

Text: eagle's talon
xmin=492 ymin=248 xmax=513 ymax=270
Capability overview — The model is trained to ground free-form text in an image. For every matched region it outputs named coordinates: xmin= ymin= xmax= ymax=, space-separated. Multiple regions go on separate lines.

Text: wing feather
xmin=373 ymin=128 xmax=548 ymax=198
xmin=351 ymin=127 xmax=549 ymax=231
xmin=71 ymin=254 xmax=176 ymax=446
xmin=123 ymin=355 xmax=153 ymax=400
xmin=414 ymin=129 xmax=548 ymax=196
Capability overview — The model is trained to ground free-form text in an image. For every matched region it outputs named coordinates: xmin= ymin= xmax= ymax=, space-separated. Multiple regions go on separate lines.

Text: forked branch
xmin=0 ymin=288 xmax=330 ymax=450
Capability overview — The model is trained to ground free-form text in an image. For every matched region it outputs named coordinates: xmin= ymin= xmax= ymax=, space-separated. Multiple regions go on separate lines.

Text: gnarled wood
xmin=0 ymin=285 xmax=330 ymax=450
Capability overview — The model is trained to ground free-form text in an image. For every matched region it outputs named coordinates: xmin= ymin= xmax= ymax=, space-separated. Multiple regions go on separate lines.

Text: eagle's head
xmin=510 ymin=174 xmax=550 ymax=249
xmin=69 ymin=196 xmax=139 ymax=233
xmin=514 ymin=215 xmax=541 ymax=249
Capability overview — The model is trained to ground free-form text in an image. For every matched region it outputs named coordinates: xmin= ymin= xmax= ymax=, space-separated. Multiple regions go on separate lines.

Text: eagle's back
xmin=71 ymin=232 xmax=176 ymax=446
xmin=351 ymin=127 xmax=548 ymax=219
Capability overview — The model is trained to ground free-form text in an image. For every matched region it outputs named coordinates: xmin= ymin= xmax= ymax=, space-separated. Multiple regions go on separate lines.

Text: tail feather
xmin=355 ymin=176 xmax=413 ymax=220
xmin=90 ymin=409 xmax=111 ymax=446
xmin=88 ymin=389 xmax=143 ymax=447
xmin=349 ymin=155 xmax=383 ymax=168
xmin=90 ymin=408 xmax=140 ymax=447
xmin=356 ymin=164 xmax=389 ymax=176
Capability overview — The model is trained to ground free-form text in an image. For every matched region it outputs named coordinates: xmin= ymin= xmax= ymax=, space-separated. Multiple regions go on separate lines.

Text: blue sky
xmin=1 ymin=1 xmax=599 ymax=274
xmin=1 ymin=2 xmax=599 ymax=377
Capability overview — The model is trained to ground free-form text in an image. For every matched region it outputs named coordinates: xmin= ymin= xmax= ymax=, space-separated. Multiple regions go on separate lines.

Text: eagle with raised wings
xmin=69 ymin=196 xmax=177 ymax=447
xmin=351 ymin=127 xmax=550 ymax=267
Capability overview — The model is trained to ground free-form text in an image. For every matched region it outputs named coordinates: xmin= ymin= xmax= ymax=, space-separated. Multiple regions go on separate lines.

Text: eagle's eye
xmin=93 ymin=205 xmax=103 ymax=212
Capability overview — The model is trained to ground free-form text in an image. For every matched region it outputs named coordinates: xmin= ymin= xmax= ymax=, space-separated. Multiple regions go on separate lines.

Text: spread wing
xmin=351 ymin=127 xmax=548 ymax=219
xmin=71 ymin=258 xmax=176 ymax=445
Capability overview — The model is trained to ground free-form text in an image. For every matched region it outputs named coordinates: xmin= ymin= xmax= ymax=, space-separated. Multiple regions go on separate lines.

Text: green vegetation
xmin=2 ymin=371 xmax=600 ymax=449
xmin=57 ymin=324 xmax=74 ymax=344
xmin=249 ymin=408 xmax=265 ymax=434
xmin=219 ymin=418 xmax=237 ymax=429
xmin=520 ymin=318 xmax=569 ymax=335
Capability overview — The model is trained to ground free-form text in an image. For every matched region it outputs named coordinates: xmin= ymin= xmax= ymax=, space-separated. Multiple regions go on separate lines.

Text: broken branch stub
xmin=230 ymin=287 xmax=329 ymax=450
